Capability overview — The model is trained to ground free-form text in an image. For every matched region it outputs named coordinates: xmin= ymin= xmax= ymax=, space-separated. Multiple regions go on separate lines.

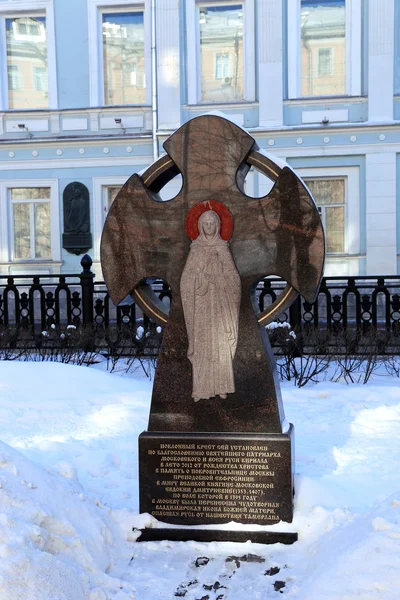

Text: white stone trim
xmin=287 ymin=0 xmax=362 ymax=100
xmin=347 ymin=0 xmax=361 ymax=97
xmin=301 ymin=109 xmax=349 ymax=124
xmin=0 ymin=17 xmax=7 ymax=110
xmin=287 ymin=0 xmax=301 ymax=100
xmin=44 ymin=0 xmax=58 ymax=109
xmin=258 ymin=0 xmax=283 ymax=127
xmin=50 ymin=112 xmax=60 ymax=134
xmin=4 ymin=138 xmax=400 ymax=170
xmin=99 ymin=115 xmax=144 ymax=129
xmin=0 ymin=155 xmax=152 ymax=171
xmin=0 ymin=178 xmax=60 ymax=264
xmin=243 ymin=0 xmax=255 ymax=102
xmin=92 ymin=176 xmax=128 ymax=261
xmin=87 ymin=0 xmax=152 ymax=107
xmin=260 ymin=141 xmax=400 ymax=158
xmin=284 ymin=95 xmax=365 ymax=107
xmin=186 ymin=0 xmax=256 ymax=104
xmin=0 ymin=261 xmax=63 ymax=276
xmin=0 ymin=1 xmax=58 ymax=110
xmin=294 ymin=166 xmax=360 ymax=257
xmin=243 ymin=167 xmax=254 ymax=196
xmin=62 ymin=118 xmax=88 ymax=131
xmin=365 ymin=152 xmax=397 ymax=274
xmin=6 ymin=119 xmax=49 ymax=133
xmin=156 ymin=0 xmax=181 ymax=130
xmin=186 ymin=0 xmax=198 ymax=105
xmin=368 ymin=0 xmax=395 ymax=122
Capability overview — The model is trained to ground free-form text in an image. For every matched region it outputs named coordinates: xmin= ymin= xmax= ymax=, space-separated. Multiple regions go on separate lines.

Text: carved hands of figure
xmin=100 ymin=114 xmax=325 ymax=434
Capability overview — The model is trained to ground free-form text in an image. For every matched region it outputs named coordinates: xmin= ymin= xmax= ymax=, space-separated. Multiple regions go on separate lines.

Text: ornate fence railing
xmin=0 ymin=255 xmax=400 ymax=353
xmin=255 ymin=275 xmax=400 ymax=333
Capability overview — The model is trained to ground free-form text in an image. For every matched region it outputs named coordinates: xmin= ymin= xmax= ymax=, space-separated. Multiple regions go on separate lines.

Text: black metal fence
xmin=1 ymin=255 xmax=400 ymax=345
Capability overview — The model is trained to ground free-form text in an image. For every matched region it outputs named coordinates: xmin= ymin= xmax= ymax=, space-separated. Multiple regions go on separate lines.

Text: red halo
xmin=185 ymin=200 xmax=234 ymax=241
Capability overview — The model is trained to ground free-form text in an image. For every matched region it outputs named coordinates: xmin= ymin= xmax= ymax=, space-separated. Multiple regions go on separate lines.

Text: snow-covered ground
xmin=0 ymin=360 xmax=400 ymax=599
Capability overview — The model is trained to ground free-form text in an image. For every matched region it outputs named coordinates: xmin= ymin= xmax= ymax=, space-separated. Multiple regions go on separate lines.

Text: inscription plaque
xmin=139 ymin=430 xmax=294 ymax=525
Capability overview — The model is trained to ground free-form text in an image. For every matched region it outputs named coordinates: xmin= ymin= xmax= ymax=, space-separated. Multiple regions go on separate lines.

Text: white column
xmin=368 ymin=0 xmax=395 ymax=122
xmin=258 ymin=0 xmax=284 ymax=127
xmin=156 ymin=0 xmax=181 ymax=130
xmin=186 ymin=0 xmax=197 ymax=105
xmin=244 ymin=0 xmax=256 ymax=102
xmin=366 ymin=152 xmax=397 ymax=274
xmin=347 ymin=0 xmax=362 ymax=97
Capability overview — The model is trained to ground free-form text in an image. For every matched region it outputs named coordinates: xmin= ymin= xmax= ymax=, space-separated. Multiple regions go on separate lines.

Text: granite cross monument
xmin=101 ymin=114 xmax=325 ymax=543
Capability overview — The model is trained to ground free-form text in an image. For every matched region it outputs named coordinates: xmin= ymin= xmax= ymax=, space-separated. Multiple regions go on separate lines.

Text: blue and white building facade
xmin=0 ymin=0 xmax=399 ymax=278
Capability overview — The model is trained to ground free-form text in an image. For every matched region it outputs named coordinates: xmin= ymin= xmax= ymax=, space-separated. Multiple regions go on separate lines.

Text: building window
xmin=6 ymin=16 xmax=48 ymax=109
xmin=305 ymin=178 xmax=346 ymax=253
xmin=318 ymin=47 xmax=333 ymax=76
xmin=17 ymin=21 xmax=27 ymax=35
xmin=215 ymin=53 xmax=230 ymax=80
xmin=10 ymin=188 xmax=51 ymax=260
xmin=300 ymin=0 xmax=345 ymax=97
xmin=34 ymin=66 xmax=48 ymax=92
xmin=104 ymin=185 xmax=122 ymax=213
xmin=8 ymin=64 xmax=22 ymax=90
xmin=288 ymin=0 xmax=361 ymax=99
xmin=199 ymin=4 xmax=243 ymax=102
xmin=102 ymin=11 xmax=145 ymax=105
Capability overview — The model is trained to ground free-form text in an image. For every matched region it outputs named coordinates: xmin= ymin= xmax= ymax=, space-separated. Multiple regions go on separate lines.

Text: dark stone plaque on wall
xmin=100 ymin=114 xmax=325 ymax=544
xmin=62 ymin=182 xmax=92 ymax=255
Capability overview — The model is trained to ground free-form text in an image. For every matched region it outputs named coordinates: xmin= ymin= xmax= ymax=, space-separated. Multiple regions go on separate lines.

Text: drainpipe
xmin=151 ymin=0 xmax=158 ymax=161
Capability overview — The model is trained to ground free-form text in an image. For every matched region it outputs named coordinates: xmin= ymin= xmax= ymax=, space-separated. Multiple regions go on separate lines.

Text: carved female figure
xmin=180 ymin=209 xmax=241 ymax=402
xmin=64 ymin=182 xmax=90 ymax=234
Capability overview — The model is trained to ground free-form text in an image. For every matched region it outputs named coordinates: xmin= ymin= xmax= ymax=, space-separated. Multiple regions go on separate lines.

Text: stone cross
xmin=101 ymin=114 xmax=324 ymax=434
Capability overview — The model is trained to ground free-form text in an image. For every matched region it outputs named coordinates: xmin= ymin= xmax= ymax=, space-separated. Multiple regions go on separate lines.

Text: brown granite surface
xmin=101 ymin=115 xmax=325 ymax=434
xmin=136 ymin=529 xmax=298 ymax=544
xmin=139 ymin=428 xmax=294 ymax=526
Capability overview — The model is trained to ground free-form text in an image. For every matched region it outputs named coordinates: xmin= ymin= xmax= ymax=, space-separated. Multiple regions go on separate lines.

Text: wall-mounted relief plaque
xmin=62 ymin=182 xmax=92 ymax=255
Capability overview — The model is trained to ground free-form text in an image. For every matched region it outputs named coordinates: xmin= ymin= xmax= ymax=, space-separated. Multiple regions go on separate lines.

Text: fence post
xmin=289 ymin=294 xmax=303 ymax=356
xmin=289 ymin=295 xmax=302 ymax=331
xmin=80 ymin=254 xmax=94 ymax=326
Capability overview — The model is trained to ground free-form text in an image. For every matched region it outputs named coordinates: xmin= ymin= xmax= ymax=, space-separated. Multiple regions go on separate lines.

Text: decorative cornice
xmin=0 ymin=134 xmax=152 ymax=147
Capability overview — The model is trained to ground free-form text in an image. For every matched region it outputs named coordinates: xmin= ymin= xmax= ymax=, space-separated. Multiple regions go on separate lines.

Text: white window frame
xmin=0 ymin=179 xmax=60 ymax=264
xmin=186 ymin=0 xmax=255 ymax=105
xmin=297 ymin=166 xmax=360 ymax=257
xmin=87 ymin=0 xmax=151 ymax=107
xmin=287 ymin=0 xmax=362 ymax=99
xmin=0 ymin=1 xmax=58 ymax=110
xmin=92 ymin=176 xmax=127 ymax=261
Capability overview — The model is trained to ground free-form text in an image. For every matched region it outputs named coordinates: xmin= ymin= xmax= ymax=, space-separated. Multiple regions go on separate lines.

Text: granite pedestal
xmin=138 ymin=428 xmax=295 ymax=542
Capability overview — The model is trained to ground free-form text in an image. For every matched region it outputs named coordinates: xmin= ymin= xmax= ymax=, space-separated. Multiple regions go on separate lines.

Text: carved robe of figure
xmin=180 ymin=210 xmax=241 ymax=402
xmin=66 ymin=183 xmax=89 ymax=234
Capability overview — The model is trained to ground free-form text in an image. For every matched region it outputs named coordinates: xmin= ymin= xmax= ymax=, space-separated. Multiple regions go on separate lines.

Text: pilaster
xmin=258 ymin=0 xmax=284 ymax=127
xmin=156 ymin=0 xmax=181 ymax=130
xmin=368 ymin=0 xmax=395 ymax=122
xmin=366 ymin=152 xmax=397 ymax=274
